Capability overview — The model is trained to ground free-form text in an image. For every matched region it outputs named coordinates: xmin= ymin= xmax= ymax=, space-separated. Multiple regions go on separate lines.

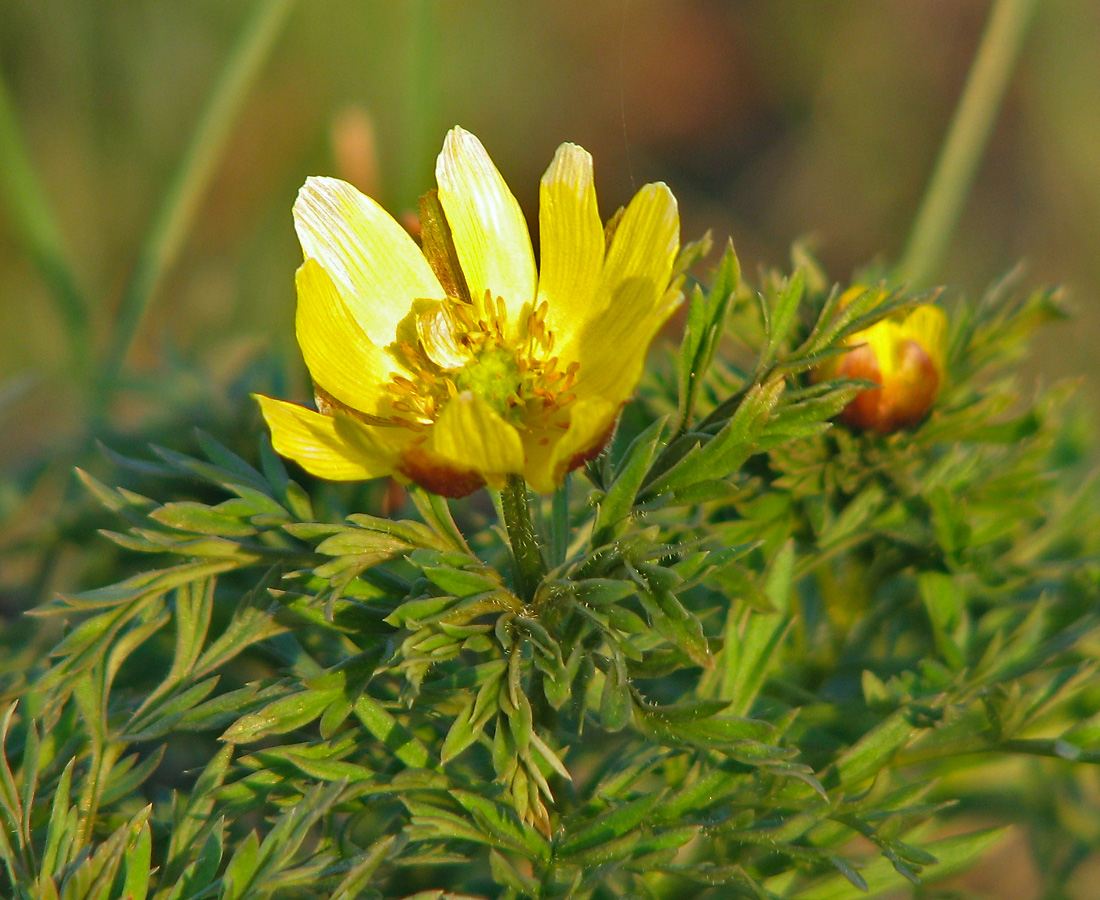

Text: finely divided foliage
xmin=2 ymin=245 xmax=1099 ymax=899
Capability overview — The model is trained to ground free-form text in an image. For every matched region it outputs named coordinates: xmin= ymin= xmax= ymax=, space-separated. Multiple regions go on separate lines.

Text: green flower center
xmin=452 ymin=345 xmax=526 ymax=420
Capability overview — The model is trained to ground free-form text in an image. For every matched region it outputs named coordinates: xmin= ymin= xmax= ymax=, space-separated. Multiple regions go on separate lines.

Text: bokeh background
xmin=3 ymin=0 xmax=1099 ymax=462
xmin=1 ymin=3 xmax=1098 ymax=893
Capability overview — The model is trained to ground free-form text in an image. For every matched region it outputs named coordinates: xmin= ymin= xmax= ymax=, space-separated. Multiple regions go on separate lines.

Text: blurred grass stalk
xmin=91 ymin=0 xmax=297 ymax=425
xmin=397 ymin=0 xmax=440 ymax=211
xmin=897 ymin=0 xmax=1041 ymax=288
xmin=0 ymin=73 xmax=90 ymax=373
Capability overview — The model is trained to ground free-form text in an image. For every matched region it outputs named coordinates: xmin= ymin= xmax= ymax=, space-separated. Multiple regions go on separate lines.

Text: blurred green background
xmin=1 ymin=2 xmax=1099 ymax=895
xmin=3 ymin=0 xmax=1098 ymax=462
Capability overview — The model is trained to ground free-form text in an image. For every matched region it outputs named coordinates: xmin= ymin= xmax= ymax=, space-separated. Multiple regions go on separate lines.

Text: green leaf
xmin=572 ymin=579 xmax=636 ymax=607
xmin=833 ymin=710 xmax=919 ymax=790
xmin=99 ymin=747 xmax=166 ymax=806
xmin=558 ymin=793 xmax=661 ymax=856
xmin=420 ymin=566 xmax=504 ymax=598
xmin=783 ymin=828 xmax=1007 ymax=900
xmin=316 ymin=530 xmax=414 ymax=557
xmin=760 ymin=267 xmax=805 ymax=367
xmin=451 ymin=790 xmax=544 ymax=857
xmin=405 ymin=800 xmax=511 ymax=850
xmin=634 ymin=704 xmax=777 ymax=751
xmin=44 ymin=561 xmax=239 ymax=613
xmin=631 ymin=698 xmax=731 ymax=723
xmin=151 ymin=445 xmax=288 ymax=516
xmin=489 ymin=848 xmax=540 ymax=896
xmin=636 ymin=588 xmax=712 ymax=669
xmin=354 ymin=696 xmax=432 ymax=769
xmin=919 ymin=571 xmax=967 ymax=670
xmin=760 ymin=383 xmax=864 ymax=445
xmin=654 ymin=768 xmax=743 ymax=823
xmin=349 ymin=513 xmax=452 ymax=549
xmin=599 ymin=654 xmax=632 ymax=732
xmin=651 ymin=378 xmax=785 ymax=495
xmin=122 ymin=821 xmax=152 ymax=900
xmin=799 ymin=285 xmax=907 ymax=359
xmin=678 ymin=241 xmax=739 ymax=429
xmin=221 ymin=686 xmax=339 ymax=743
xmin=220 ymin=830 xmax=260 ymax=900
xmin=594 ymin=417 xmax=668 ymax=542
xmin=329 ymin=836 xmax=397 ymax=900
xmin=150 ymin=501 xmax=259 ymax=536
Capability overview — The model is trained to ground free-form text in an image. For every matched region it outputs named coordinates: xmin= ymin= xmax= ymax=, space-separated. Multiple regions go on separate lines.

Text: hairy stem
xmin=500 ymin=475 xmax=547 ymax=602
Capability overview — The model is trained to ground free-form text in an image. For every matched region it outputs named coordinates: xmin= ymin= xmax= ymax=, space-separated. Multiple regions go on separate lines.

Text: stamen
xmin=378 ymin=294 xmax=577 ymax=431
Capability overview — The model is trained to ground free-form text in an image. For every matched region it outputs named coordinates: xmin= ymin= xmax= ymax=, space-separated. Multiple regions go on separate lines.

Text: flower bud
xmin=816 ymin=288 xmax=947 ymax=434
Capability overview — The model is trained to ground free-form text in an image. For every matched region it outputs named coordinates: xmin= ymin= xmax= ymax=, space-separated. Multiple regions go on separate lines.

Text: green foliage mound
xmin=2 ymin=244 xmax=1098 ymax=900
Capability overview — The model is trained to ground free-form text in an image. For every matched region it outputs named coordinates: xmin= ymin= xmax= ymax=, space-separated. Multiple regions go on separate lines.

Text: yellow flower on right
xmin=814 ymin=287 xmax=948 ymax=434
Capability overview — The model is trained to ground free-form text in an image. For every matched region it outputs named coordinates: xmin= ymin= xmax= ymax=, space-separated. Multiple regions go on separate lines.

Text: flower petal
xmin=598 ymin=182 xmax=679 ymax=305
xmin=523 ymin=396 xmax=619 ymax=494
xmin=254 ymin=394 xmax=399 ymax=481
xmin=901 ymin=304 xmax=948 ymax=378
xmin=537 ymin=143 xmax=604 ymax=345
xmin=566 ymin=281 xmax=682 ymax=409
xmin=559 ymin=182 xmax=680 ymax=405
xmin=294 ymin=176 xmax=445 ymax=345
xmin=860 ymin=320 xmax=907 ymax=379
xmin=294 ymin=258 xmax=396 ymax=415
xmin=427 ymin=391 xmax=524 ymax=489
xmin=436 ymin=128 xmax=536 ymax=322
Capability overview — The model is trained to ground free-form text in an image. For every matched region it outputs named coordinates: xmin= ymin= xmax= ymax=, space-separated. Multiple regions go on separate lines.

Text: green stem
xmin=409 ymin=485 xmax=472 ymax=554
xmin=91 ymin=0 xmax=296 ymax=422
xmin=549 ymin=473 xmax=571 ymax=568
xmin=500 ymin=475 xmax=547 ymax=603
xmin=0 ymin=69 xmax=90 ymax=371
xmin=895 ymin=0 xmax=1040 ymax=288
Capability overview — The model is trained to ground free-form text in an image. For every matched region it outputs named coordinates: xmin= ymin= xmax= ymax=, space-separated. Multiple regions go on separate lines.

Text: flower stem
xmin=895 ymin=0 xmax=1040 ymax=288
xmin=500 ymin=475 xmax=546 ymax=603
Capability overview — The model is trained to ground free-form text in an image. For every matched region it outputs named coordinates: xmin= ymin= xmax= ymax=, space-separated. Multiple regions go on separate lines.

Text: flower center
xmin=382 ymin=294 xmax=578 ymax=430
xmin=451 ymin=344 xmax=525 ymax=416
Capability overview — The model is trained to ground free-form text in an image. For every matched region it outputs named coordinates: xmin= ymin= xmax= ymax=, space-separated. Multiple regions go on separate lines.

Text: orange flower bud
xmin=816 ymin=288 xmax=948 ymax=434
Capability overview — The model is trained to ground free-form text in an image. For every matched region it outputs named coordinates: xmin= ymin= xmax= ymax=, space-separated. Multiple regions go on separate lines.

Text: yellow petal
xmin=597 ymin=182 xmax=679 ymax=313
xmin=567 ymin=280 xmax=682 ymax=409
xmin=294 ymin=176 xmax=445 ymax=345
xmin=427 ymin=391 xmax=524 ymax=489
xmin=524 ymin=396 xmax=618 ymax=494
xmin=901 ymin=304 xmax=948 ymax=378
xmin=860 ymin=319 xmax=907 ymax=380
xmin=415 ymin=301 xmax=473 ymax=370
xmin=295 ymin=258 xmax=396 ymax=415
xmin=436 ymin=128 xmax=536 ymax=324
xmin=537 ymin=143 xmax=604 ymax=345
xmin=255 ymin=394 xmax=398 ymax=481
xmin=559 ymin=182 xmax=681 ymax=405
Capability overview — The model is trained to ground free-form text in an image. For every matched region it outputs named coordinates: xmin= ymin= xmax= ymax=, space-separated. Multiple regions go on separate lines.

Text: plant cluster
xmin=2 ymin=234 xmax=1098 ymax=900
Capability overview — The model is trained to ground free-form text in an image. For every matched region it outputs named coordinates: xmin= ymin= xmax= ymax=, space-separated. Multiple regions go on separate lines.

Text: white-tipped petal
xmin=294 ymin=258 xmax=396 ymax=416
xmin=537 ymin=142 xmax=605 ymax=347
xmin=294 ymin=176 xmax=445 ymax=345
xmin=436 ymin=128 xmax=537 ymax=323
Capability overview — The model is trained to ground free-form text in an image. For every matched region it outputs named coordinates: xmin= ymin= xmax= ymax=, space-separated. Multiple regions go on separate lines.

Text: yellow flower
xmin=255 ymin=127 xmax=681 ymax=497
xmin=815 ymin=287 xmax=948 ymax=434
